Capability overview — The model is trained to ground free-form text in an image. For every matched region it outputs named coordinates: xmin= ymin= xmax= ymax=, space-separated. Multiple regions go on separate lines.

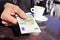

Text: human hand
xmin=1 ymin=3 xmax=27 ymax=26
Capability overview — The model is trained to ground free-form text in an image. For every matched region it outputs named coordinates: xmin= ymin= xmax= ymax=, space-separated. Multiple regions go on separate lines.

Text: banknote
xmin=15 ymin=12 xmax=41 ymax=34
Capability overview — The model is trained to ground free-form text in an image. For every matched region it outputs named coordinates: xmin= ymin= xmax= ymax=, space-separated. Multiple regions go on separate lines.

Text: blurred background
xmin=35 ymin=0 xmax=60 ymax=18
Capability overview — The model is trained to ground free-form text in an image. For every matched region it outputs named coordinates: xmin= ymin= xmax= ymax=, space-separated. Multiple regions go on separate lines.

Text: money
xmin=15 ymin=12 xmax=41 ymax=34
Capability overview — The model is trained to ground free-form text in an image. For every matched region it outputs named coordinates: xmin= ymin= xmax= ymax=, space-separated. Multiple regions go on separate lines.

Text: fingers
xmin=2 ymin=21 xmax=13 ymax=26
xmin=14 ymin=6 xmax=27 ymax=19
xmin=2 ymin=21 xmax=8 ymax=25
xmin=1 ymin=3 xmax=27 ymax=26
xmin=1 ymin=13 xmax=17 ymax=25
xmin=5 ymin=14 xmax=17 ymax=25
xmin=4 ymin=3 xmax=27 ymax=19
xmin=9 ymin=12 xmax=15 ymax=16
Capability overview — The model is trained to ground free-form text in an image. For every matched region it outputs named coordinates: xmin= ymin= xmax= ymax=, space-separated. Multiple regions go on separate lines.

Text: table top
xmin=0 ymin=15 xmax=60 ymax=40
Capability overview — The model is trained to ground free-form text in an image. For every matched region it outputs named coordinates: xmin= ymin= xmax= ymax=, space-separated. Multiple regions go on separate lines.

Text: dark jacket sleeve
xmin=0 ymin=1 xmax=6 ymax=16
xmin=0 ymin=1 xmax=6 ymax=25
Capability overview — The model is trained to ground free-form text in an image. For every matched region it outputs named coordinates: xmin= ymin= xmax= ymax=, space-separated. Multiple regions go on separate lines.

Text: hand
xmin=1 ymin=3 xmax=27 ymax=26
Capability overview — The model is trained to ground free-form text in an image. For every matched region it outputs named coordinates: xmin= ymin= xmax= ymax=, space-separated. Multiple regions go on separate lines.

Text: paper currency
xmin=15 ymin=12 xmax=41 ymax=34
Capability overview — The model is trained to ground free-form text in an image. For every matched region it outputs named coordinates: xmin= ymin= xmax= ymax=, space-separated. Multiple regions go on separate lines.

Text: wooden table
xmin=0 ymin=15 xmax=60 ymax=40
xmin=0 ymin=26 xmax=41 ymax=40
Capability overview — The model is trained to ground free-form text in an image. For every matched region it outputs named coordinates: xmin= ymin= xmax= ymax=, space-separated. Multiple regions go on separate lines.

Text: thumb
xmin=14 ymin=6 xmax=27 ymax=19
